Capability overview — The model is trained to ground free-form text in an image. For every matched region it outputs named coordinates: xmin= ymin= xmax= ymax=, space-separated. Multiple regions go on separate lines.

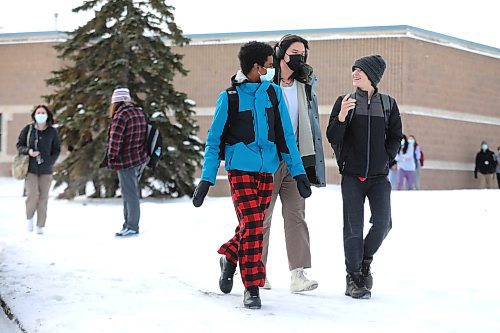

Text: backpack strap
xmin=219 ymin=87 xmax=239 ymax=160
xmin=266 ymin=85 xmax=278 ymax=111
xmin=379 ymin=94 xmax=393 ymax=132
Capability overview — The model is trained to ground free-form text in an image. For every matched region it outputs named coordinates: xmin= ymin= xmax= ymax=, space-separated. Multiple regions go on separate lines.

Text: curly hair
xmin=238 ymin=41 xmax=273 ymax=75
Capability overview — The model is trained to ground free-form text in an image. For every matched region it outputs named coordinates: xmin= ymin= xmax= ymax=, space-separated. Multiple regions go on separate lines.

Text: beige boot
xmin=290 ymin=268 xmax=318 ymax=293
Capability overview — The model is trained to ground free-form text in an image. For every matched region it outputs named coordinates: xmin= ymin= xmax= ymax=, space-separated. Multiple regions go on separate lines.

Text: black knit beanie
xmin=352 ymin=55 xmax=386 ymax=87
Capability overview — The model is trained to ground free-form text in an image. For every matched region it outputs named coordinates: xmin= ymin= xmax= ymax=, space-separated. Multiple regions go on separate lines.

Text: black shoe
xmin=243 ymin=286 xmax=261 ymax=309
xmin=362 ymin=258 xmax=373 ymax=290
xmin=219 ymin=256 xmax=237 ymax=294
xmin=345 ymin=272 xmax=371 ymax=299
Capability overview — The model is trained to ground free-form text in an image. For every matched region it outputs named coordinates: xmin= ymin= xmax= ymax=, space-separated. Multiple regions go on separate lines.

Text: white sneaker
xmin=27 ymin=219 xmax=34 ymax=232
xmin=262 ymin=277 xmax=272 ymax=290
xmin=290 ymin=268 xmax=318 ymax=293
xmin=36 ymin=226 xmax=44 ymax=235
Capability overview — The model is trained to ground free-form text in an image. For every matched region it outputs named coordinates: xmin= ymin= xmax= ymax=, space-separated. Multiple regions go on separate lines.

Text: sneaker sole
xmin=345 ymin=290 xmax=371 ymax=299
xmin=115 ymin=232 xmax=139 ymax=237
xmin=291 ymin=282 xmax=318 ymax=293
xmin=244 ymin=303 xmax=262 ymax=309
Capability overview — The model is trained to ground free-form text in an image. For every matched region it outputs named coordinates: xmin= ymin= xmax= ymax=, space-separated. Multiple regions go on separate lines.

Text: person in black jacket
xmin=16 ymin=105 xmax=61 ymax=234
xmin=474 ymin=140 xmax=496 ymax=189
xmin=326 ymin=55 xmax=402 ymax=299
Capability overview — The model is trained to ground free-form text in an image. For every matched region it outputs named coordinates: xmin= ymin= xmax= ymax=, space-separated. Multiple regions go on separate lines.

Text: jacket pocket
xmin=226 ymin=110 xmax=254 ymax=145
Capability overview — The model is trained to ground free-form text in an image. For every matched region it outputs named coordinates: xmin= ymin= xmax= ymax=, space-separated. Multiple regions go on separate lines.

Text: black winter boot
xmin=219 ymin=256 xmax=237 ymax=294
xmin=362 ymin=258 xmax=373 ymax=290
xmin=243 ymin=286 xmax=261 ymax=309
xmin=345 ymin=272 xmax=371 ymax=299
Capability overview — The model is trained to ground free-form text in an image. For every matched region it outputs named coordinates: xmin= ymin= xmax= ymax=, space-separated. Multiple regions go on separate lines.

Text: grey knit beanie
xmin=352 ymin=55 xmax=386 ymax=87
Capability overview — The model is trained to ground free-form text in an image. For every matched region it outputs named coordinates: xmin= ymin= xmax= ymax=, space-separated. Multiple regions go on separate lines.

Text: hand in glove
xmin=294 ymin=174 xmax=312 ymax=199
xmin=192 ymin=180 xmax=212 ymax=207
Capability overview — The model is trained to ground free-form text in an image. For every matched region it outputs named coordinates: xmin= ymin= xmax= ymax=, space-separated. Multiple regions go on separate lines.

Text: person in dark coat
xmin=474 ymin=140 xmax=496 ymax=189
xmin=16 ymin=105 xmax=61 ymax=234
xmin=326 ymin=55 xmax=403 ymax=299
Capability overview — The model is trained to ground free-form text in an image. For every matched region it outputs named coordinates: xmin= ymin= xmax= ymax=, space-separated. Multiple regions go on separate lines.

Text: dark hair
xmin=273 ymin=35 xmax=310 ymax=83
xmin=274 ymin=34 xmax=309 ymax=61
xmin=238 ymin=41 xmax=273 ymax=75
xmin=400 ymin=134 xmax=409 ymax=154
xmin=31 ymin=105 xmax=54 ymax=126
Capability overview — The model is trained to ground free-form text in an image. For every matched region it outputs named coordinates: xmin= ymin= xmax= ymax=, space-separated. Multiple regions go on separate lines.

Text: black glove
xmin=294 ymin=174 xmax=312 ymax=199
xmin=192 ymin=180 xmax=212 ymax=207
xmin=474 ymin=171 xmax=477 ymax=179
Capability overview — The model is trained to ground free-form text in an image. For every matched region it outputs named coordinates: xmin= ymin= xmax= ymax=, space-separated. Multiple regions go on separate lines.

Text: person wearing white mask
xmin=192 ymin=41 xmax=310 ymax=309
xmin=474 ymin=140 xmax=496 ymax=189
xmin=16 ymin=105 xmax=61 ymax=234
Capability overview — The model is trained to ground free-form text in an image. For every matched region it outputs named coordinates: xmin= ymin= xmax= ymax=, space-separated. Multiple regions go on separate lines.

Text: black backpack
xmin=331 ymin=93 xmax=393 ymax=163
xmin=218 ymin=85 xmax=279 ymax=160
xmin=143 ymin=111 xmax=163 ymax=169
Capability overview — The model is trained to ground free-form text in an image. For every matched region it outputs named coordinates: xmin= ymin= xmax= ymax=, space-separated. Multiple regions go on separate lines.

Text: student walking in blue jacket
xmin=192 ymin=41 xmax=311 ymax=309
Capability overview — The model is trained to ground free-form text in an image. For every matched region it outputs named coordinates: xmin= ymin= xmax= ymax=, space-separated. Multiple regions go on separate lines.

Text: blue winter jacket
xmin=201 ymin=71 xmax=306 ymax=184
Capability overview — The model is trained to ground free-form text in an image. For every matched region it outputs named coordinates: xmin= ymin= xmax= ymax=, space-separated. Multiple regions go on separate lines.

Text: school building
xmin=1 ymin=25 xmax=499 ymax=191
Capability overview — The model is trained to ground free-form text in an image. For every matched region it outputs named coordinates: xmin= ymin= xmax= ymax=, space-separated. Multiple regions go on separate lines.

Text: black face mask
xmin=286 ymin=54 xmax=305 ymax=71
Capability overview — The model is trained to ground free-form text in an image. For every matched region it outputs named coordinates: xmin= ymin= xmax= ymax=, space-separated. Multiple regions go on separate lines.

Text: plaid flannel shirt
xmin=107 ymin=103 xmax=148 ymax=171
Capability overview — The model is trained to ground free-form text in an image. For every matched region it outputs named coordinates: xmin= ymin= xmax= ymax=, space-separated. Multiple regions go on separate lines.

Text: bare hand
xmin=338 ymin=94 xmax=356 ymax=122
xmin=28 ymin=149 xmax=40 ymax=157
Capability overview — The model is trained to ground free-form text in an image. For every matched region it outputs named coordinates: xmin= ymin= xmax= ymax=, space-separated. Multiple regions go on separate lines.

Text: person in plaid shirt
xmin=106 ymin=87 xmax=148 ymax=237
xmin=192 ymin=41 xmax=311 ymax=309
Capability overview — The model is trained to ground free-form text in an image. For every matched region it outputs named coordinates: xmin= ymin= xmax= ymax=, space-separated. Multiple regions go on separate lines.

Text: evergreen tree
xmin=45 ymin=0 xmax=203 ymax=198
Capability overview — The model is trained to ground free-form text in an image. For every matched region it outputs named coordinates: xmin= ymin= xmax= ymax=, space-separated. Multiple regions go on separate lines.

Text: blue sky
xmin=1 ymin=0 xmax=499 ymax=49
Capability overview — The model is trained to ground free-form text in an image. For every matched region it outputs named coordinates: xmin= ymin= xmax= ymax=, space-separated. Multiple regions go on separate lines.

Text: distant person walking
xmin=103 ymin=87 xmax=148 ymax=236
xmin=408 ymin=135 xmax=423 ymax=190
xmin=474 ymin=140 xmax=496 ymax=189
xmin=262 ymin=34 xmax=325 ymax=293
xmin=326 ymin=55 xmax=402 ymax=299
xmin=396 ymin=134 xmax=417 ymax=190
xmin=192 ymin=41 xmax=311 ymax=309
xmin=16 ymin=105 xmax=61 ymax=234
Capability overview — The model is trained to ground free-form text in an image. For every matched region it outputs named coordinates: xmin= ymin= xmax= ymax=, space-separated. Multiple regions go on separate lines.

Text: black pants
xmin=341 ymin=175 xmax=392 ymax=273
xmin=497 ymin=173 xmax=500 ymax=189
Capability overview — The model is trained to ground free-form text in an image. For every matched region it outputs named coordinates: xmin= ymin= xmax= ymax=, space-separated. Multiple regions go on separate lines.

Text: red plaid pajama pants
xmin=218 ymin=170 xmax=274 ymax=288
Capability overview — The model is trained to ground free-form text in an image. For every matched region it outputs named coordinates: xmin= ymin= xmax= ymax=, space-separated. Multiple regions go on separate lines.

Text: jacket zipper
xmin=364 ymin=97 xmax=371 ymax=178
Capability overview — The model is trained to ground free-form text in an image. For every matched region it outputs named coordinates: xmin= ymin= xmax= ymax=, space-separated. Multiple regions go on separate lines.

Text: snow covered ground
xmin=0 ymin=177 xmax=499 ymax=333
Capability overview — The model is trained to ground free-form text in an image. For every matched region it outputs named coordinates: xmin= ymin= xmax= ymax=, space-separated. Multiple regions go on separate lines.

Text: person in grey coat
xmin=262 ymin=34 xmax=326 ymax=292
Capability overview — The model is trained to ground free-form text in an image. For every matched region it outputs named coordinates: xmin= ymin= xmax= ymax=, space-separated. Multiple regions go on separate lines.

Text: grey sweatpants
xmin=117 ymin=163 xmax=146 ymax=232
xmin=262 ymin=161 xmax=312 ymax=271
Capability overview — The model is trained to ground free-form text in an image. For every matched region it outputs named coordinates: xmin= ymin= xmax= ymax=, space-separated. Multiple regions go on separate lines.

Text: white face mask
xmin=259 ymin=67 xmax=275 ymax=82
xmin=481 ymin=144 xmax=488 ymax=151
xmin=35 ymin=114 xmax=48 ymax=124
